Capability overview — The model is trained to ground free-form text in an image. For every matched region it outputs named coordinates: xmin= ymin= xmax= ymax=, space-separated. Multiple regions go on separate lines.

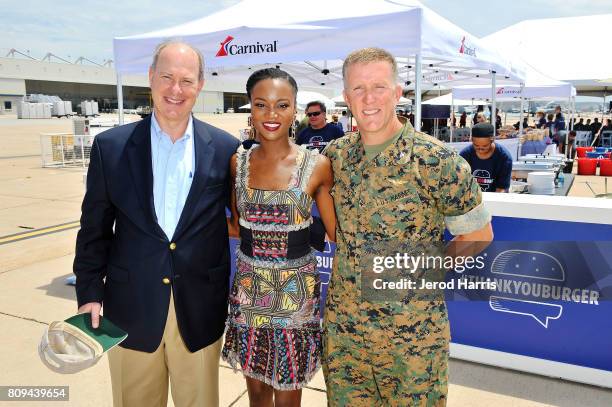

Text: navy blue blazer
xmin=74 ymin=115 xmax=239 ymax=352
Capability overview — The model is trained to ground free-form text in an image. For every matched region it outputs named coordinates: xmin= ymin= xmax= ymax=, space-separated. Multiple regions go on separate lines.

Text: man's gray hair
xmin=342 ymin=47 xmax=398 ymax=88
xmin=150 ymin=39 xmax=204 ymax=81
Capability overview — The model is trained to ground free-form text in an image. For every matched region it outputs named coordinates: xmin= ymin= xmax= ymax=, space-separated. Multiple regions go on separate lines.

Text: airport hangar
xmin=0 ymin=56 xmax=253 ymax=115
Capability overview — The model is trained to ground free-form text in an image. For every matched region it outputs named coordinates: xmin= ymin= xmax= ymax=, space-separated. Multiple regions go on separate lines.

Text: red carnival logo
xmin=459 ymin=36 xmax=477 ymax=57
xmin=216 ymin=35 xmax=234 ymax=57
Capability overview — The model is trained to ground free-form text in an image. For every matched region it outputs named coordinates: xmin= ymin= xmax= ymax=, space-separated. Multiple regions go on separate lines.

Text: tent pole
xmin=518 ymin=87 xmax=524 ymax=158
xmin=415 ymin=53 xmax=422 ymax=132
xmin=569 ymin=96 xmax=572 ymax=134
xmin=471 ymin=98 xmax=474 ymax=138
xmin=566 ymin=93 xmax=574 ymax=156
xmin=117 ymin=72 xmax=124 ymax=125
xmin=491 ymin=71 xmax=496 ymax=138
xmin=435 ymin=84 xmax=441 ymax=137
xmin=603 ymin=87 xmax=607 ymax=124
xmin=518 ymin=97 xmax=524 ymax=137
xmin=450 ymin=92 xmax=454 ymax=142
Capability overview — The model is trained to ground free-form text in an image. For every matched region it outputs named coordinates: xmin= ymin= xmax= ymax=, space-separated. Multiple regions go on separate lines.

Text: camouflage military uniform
xmin=322 ymin=123 xmax=490 ymax=406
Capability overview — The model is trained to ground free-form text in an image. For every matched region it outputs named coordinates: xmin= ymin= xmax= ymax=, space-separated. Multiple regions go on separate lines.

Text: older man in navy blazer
xmin=74 ymin=41 xmax=239 ymax=406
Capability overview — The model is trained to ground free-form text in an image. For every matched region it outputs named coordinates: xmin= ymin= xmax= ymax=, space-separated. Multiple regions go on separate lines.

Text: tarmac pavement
xmin=0 ymin=113 xmax=610 ymax=406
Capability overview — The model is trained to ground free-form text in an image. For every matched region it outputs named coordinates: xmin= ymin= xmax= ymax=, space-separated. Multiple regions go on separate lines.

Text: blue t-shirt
xmin=459 ymin=144 xmax=513 ymax=192
xmin=296 ymin=123 xmax=344 ymax=152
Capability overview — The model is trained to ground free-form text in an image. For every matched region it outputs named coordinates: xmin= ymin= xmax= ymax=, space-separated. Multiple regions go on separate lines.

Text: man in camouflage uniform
xmin=322 ymin=48 xmax=493 ymax=406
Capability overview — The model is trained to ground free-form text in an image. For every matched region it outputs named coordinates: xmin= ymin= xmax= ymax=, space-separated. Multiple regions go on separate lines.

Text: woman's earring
xmin=249 ymin=116 xmax=256 ymax=140
xmin=290 ymin=119 xmax=297 ymax=140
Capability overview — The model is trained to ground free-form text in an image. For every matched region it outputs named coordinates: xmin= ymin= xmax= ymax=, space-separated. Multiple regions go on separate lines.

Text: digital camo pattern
xmin=322 ymin=123 xmax=483 ymax=406
xmin=222 ymin=145 xmax=322 ymax=390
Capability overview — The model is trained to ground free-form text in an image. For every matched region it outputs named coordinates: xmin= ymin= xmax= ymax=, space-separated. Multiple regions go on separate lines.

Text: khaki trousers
xmin=108 ymin=293 xmax=222 ymax=407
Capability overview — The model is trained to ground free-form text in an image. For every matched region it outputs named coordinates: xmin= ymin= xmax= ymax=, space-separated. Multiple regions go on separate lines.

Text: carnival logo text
xmin=496 ymin=87 xmax=522 ymax=96
xmin=216 ymin=35 xmax=278 ymax=57
xmin=424 ymin=72 xmax=455 ymax=83
xmin=459 ymin=36 xmax=477 ymax=57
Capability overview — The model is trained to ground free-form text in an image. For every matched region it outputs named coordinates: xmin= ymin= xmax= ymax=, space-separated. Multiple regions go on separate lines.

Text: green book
xmin=64 ymin=313 xmax=128 ymax=353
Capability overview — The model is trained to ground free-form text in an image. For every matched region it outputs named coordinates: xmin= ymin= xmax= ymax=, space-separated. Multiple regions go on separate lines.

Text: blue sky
xmin=1 ymin=0 xmax=612 ymax=64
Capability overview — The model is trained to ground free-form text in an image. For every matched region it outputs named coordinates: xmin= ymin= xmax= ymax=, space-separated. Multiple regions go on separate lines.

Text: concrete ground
xmin=0 ymin=113 xmax=610 ymax=406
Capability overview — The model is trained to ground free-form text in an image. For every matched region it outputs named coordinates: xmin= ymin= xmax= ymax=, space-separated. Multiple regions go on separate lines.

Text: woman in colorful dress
xmin=222 ymin=68 xmax=336 ymax=406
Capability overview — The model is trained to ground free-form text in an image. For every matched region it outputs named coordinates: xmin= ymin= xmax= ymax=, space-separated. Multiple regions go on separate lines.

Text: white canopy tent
xmin=451 ymin=65 xmax=577 ymax=140
xmin=452 ymin=67 xmax=576 ymax=101
xmin=483 ymin=14 xmax=612 ymax=95
xmin=422 ymin=63 xmax=578 ymax=141
xmin=423 ymin=93 xmax=474 ymax=106
xmin=113 ymin=0 xmax=525 ymax=129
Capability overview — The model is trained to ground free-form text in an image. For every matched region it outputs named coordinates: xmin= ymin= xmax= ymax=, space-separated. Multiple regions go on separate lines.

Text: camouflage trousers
xmin=322 ymin=318 xmax=449 ymax=407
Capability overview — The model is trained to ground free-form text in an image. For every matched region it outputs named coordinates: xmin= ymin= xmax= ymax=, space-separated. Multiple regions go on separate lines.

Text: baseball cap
xmin=472 ymin=123 xmax=495 ymax=138
xmin=39 ymin=313 xmax=127 ymax=374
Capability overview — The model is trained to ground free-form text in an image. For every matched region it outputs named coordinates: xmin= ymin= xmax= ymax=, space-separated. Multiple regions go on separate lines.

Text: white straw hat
xmin=39 ymin=314 xmax=127 ymax=374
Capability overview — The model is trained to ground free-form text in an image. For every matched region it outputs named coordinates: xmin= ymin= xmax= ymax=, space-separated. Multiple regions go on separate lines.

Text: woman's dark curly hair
xmin=246 ymin=68 xmax=298 ymax=101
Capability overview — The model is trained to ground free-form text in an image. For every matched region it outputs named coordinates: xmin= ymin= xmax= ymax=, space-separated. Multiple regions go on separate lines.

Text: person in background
xmin=295 ymin=115 xmax=310 ymax=139
xmin=574 ymin=117 xmax=585 ymax=131
xmin=475 ymin=111 xmax=487 ymax=124
xmin=544 ymin=113 xmax=555 ymax=138
xmin=535 ymin=111 xmax=546 ymax=129
xmin=554 ymin=105 xmax=565 ymax=123
xmin=473 ymin=105 xmax=484 ymax=125
xmin=514 ymin=117 xmax=529 ymax=130
xmin=599 ymin=118 xmax=612 ymax=134
xmin=459 ymin=111 xmax=467 ymax=128
xmin=407 ymin=112 xmax=415 ymax=126
xmin=590 ymin=117 xmax=602 ymax=138
xmin=338 ymin=110 xmax=350 ymax=132
xmin=583 ymin=118 xmax=594 ymax=145
xmin=559 ymin=130 xmax=577 ymax=172
xmin=296 ymin=101 xmax=344 ymax=152
xmin=460 ymin=122 xmax=512 ymax=193
xmin=331 ymin=113 xmax=342 ymax=129
xmin=495 ymin=108 xmax=502 ymax=130
xmin=593 ymin=118 xmax=611 ymax=147
xmin=552 ymin=106 xmax=566 ymax=141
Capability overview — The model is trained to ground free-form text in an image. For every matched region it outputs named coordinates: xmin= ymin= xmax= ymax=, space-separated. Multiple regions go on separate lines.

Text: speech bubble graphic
xmin=489 ymin=296 xmax=562 ymax=328
xmin=491 ymin=250 xmax=565 ymax=281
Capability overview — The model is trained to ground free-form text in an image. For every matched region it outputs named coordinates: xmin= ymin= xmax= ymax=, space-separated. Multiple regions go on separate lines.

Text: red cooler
xmin=576 ymin=146 xmax=593 ymax=158
xmin=577 ymin=158 xmax=597 ymax=175
xmin=600 ymin=159 xmax=612 ymax=176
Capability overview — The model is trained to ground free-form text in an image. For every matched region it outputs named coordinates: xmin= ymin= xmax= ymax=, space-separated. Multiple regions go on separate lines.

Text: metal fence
xmin=40 ymin=133 xmax=94 ymax=168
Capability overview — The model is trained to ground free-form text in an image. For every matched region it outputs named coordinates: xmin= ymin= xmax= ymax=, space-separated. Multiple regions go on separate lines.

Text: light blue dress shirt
xmin=150 ymin=113 xmax=195 ymax=240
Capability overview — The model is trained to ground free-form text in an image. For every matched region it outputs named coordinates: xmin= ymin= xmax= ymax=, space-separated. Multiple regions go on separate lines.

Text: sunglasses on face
xmin=306 ymin=111 xmax=323 ymax=118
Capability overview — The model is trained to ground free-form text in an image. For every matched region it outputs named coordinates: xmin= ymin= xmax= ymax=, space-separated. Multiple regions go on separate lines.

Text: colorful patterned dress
xmin=222 ymin=144 xmax=322 ymax=390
